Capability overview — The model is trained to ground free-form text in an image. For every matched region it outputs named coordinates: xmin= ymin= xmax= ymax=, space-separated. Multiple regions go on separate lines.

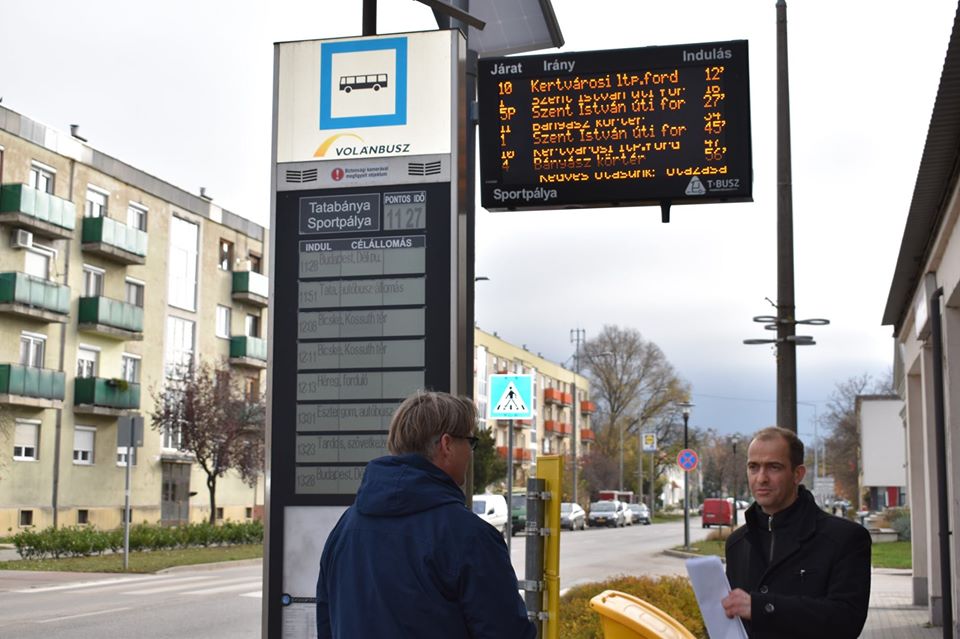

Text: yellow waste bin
xmin=589 ymin=590 xmax=698 ymax=639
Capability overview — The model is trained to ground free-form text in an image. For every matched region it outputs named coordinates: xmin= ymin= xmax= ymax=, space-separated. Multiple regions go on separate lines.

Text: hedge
xmin=559 ymin=574 xmax=706 ymax=639
xmin=13 ymin=520 xmax=263 ymax=560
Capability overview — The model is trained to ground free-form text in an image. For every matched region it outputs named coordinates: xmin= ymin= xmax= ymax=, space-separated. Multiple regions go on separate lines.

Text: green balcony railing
xmin=74 ymin=377 xmax=141 ymax=410
xmin=0 ymin=184 xmax=77 ymax=231
xmin=81 ymin=216 xmax=148 ymax=257
xmin=78 ymin=296 xmax=144 ymax=333
xmin=0 ymin=364 xmax=65 ymax=401
xmin=0 ymin=272 xmax=70 ymax=315
xmin=230 ymin=336 xmax=268 ymax=361
xmin=232 ymin=271 xmax=269 ymax=299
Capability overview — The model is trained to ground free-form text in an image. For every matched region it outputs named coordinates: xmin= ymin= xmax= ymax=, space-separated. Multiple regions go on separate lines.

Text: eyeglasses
xmin=450 ymin=435 xmax=479 ymax=451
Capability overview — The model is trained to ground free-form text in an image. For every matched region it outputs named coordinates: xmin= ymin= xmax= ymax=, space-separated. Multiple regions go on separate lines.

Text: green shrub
xmin=559 ymin=574 xmax=706 ymax=639
xmin=881 ymin=507 xmax=911 ymax=541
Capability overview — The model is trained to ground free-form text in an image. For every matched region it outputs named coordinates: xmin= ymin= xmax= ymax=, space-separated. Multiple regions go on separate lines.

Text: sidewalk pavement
xmin=861 ymin=568 xmax=939 ymax=638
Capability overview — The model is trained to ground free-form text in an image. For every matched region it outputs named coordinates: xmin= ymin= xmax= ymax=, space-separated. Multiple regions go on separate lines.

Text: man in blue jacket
xmin=316 ymin=391 xmax=536 ymax=639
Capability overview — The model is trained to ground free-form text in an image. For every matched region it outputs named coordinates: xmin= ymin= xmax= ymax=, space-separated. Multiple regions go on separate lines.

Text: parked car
xmin=588 ymin=500 xmax=625 ymax=528
xmin=702 ymin=497 xmax=733 ymax=528
xmin=628 ymin=502 xmax=651 ymax=525
xmin=472 ymin=494 xmax=509 ymax=538
xmin=511 ymin=492 xmax=527 ymax=535
xmin=560 ymin=502 xmax=586 ymax=530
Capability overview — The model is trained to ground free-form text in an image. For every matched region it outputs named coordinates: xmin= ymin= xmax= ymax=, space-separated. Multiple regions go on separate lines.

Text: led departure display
xmin=479 ymin=40 xmax=752 ymax=211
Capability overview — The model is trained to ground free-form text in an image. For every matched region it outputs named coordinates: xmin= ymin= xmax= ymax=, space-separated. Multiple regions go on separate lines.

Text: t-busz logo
xmin=331 ymin=168 xmax=345 ymax=181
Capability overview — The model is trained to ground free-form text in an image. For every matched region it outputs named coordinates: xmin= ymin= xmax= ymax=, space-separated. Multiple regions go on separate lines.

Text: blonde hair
xmin=387 ymin=391 xmax=476 ymax=459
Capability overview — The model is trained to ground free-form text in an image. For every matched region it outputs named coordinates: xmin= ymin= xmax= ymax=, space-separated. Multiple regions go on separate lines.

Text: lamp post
xmin=678 ymin=401 xmax=694 ymax=550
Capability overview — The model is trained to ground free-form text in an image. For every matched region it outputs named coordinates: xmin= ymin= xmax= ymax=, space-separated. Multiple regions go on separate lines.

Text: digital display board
xmin=478 ymin=40 xmax=752 ymax=211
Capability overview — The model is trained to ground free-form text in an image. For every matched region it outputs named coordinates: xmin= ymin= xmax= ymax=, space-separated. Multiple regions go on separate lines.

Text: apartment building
xmin=0 ymin=107 xmax=268 ymax=531
xmin=474 ymin=328 xmax=594 ymax=486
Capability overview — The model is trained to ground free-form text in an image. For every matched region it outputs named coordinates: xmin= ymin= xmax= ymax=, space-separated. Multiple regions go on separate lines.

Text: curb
xmin=663 ymin=549 xmax=726 ymax=563
xmin=157 ymin=557 xmax=263 ymax=574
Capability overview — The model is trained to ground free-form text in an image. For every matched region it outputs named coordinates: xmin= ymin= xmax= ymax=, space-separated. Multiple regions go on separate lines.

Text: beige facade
xmin=0 ymin=107 xmax=267 ymax=531
xmin=473 ymin=328 xmax=593 ymax=489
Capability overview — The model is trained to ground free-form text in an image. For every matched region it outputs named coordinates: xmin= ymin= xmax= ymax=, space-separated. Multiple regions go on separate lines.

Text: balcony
xmin=74 ymin=377 xmax=140 ymax=416
xmin=232 ymin=271 xmax=269 ymax=307
xmin=78 ymin=296 xmax=144 ymax=340
xmin=229 ymin=336 xmax=268 ymax=369
xmin=561 ymin=392 xmax=573 ymax=406
xmin=580 ymin=429 xmax=595 ymax=442
xmin=0 ymin=184 xmax=76 ymax=240
xmin=81 ymin=216 xmax=147 ymax=265
xmin=543 ymin=388 xmax=563 ymax=405
xmin=580 ymin=400 xmax=597 ymax=414
xmin=544 ymin=420 xmax=572 ymax=436
xmin=0 ymin=272 xmax=70 ymax=322
xmin=496 ymin=446 xmax=532 ymax=461
xmin=0 ymin=364 xmax=65 ymax=409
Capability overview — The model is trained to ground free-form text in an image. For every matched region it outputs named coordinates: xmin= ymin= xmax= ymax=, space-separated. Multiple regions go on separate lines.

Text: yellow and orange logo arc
xmin=314 ymin=133 xmax=364 ymax=157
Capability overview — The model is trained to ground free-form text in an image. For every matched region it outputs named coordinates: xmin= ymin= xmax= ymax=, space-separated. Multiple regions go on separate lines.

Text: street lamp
xmin=678 ymin=400 xmax=694 ymax=550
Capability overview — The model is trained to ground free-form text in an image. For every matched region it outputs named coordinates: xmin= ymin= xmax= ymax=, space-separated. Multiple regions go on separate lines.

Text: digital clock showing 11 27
xmin=478 ymin=40 xmax=753 ymax=212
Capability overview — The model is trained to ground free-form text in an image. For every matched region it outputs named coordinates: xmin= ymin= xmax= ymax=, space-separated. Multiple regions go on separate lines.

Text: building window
xmin=77 ymin=509 xmax=89 ymax=525
xmin=73 ymin=426 xmax=95 ymax=464
xmin=127 ymin=203 xmax=148 ymax=231
xmin=245 ymin=507 xmax=254 ymax=520
xmin=244 ymin=376 xmax=260 ymax=403
xmin=248 ymin=253 xmax=262 ymax=273
xmin=125 ymin=279 xmax=145 ymax=307
xmin=14 ymin=420 xmax=39 ymax=461
xmin=24 ymin=245 xmax=53 ymax=280
xmin=19 ymin=332 xmax=46 ymax=368
xmin=219 ymin=239 xmax=234 ymax=271
xmin=29 ymin=162 xmax=55 ymax=194
xmin=215 ymin=507 xmax=224 ymax=521
xmin=117 ymin=446 xmax=137 ymax=466
xmin=77 ymin=347 xmax=99 ymax=378
xmin=246 ymin=314 xmax=261 ymax=338
xmin=121 ymin=353 xmax=141 ymax=383
xmin=216 ymin=305 xmax=231 ymax=339
xmin=85 ymin=187 xmax=108 ymax=218
xmin=163 ymin=424 xmax=182 ymax=450
xmin=19 ymin=510 xmax=34 ymax=527
xmin=168 ymin=217 xmax=198 ymax=311
xmin=82 ymin=265 xmax=105 ymax=297
xmin=165 ymin=316 xmax=195 ymax=377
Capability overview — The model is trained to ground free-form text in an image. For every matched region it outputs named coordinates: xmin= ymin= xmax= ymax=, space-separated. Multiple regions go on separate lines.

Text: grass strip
xmin=0 ymin=544 xmax=263 ymax=573
xmin=872 ymin=540 xmax=911 ymax=569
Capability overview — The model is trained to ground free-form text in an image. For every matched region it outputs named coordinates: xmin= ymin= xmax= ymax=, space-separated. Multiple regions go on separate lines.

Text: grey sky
xmin=1 ymin=0 xmax=956 ymax=447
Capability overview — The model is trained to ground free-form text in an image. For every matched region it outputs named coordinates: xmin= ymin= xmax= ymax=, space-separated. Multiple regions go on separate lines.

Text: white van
xmin=472 ymin=494 xmax=509 ymax=538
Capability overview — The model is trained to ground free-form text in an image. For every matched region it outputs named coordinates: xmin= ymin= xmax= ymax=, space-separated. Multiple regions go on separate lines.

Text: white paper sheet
xmin=685 ymin=556 xmax=749 ymax=639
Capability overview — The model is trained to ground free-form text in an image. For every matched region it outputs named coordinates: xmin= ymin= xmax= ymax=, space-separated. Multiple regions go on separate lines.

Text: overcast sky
xmin=2 ymin=0 xmax=956 ymax=448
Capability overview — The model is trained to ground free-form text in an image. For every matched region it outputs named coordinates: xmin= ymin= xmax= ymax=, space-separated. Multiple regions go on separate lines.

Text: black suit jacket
xmin=725 ymin=487 xmax=872 ymax=638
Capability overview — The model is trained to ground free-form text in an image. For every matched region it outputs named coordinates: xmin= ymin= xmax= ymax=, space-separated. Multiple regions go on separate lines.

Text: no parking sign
xmin=677 ymin=449 xmax=699 ymax=472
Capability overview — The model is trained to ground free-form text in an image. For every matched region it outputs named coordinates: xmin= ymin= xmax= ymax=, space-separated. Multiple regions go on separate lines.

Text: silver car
xmin=560 ymin=502 xmax=586 ymax=530
xmin=628 ymin=502 xmax=652 ymax=525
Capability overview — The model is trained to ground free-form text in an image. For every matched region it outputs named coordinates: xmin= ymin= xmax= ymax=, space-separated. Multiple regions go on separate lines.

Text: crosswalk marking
xmin=13 ymin=575 xmax=173 ymax=594
xmin=240 ymin=591 xmax=262 ymax=598
xmin=181 ymin=580 xmax=261 ymax=595
xmin=124 ymin=576 xmax=217 ymax=595
xmin=35 ymin=607 xmax=132 ymax=624
xmin=12 ymin=572 xmax=263 ymax=599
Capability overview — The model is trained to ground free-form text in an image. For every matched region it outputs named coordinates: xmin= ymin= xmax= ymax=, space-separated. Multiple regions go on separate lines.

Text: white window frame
xmin=168 ymin=216 xmax=199 ymax=311
xmin=162 ymin=423 xmax=182 ymax=450
xmin=23 ymin=244 xmax=54 ymax=280
xmin=82 ymin=264 xmax=105 ymax=297
xmin=13 ymin=419 xmax=40 ymax=461
xmin=19 ymin=331 xmax=46 ymax=368
xmin=125 ymin=277 xmax=145 ymax=307
xmin=219 ymin=239 xmax=234 ymax=271
xmin=245 ymin=313 xmax=261 ymax=338
xmin=121 ymin=353 xmax=141 ymax=384
xmin=127 ymin=202 xmax=148 ymax=231
xmin=73 ymin=426 xmax=96 ymax=465
xmin=77 ymin=345 xmax=100 ymax=378
xmin=117 ymin=446 xmax=137 ymax=467
xmin=216 ymin=305 xmax=231 ymax=339
xmin=85 ymin=185 xmax=109 ymax=218
xmin=165 ymin=316 xmax=195 ymax=378
xmin=28 ymin=161 xmax=56 ymax=194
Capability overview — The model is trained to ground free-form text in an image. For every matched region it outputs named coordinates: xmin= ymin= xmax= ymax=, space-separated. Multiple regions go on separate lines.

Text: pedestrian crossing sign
xmin=488 ymin=374 xmax=534 ymax=420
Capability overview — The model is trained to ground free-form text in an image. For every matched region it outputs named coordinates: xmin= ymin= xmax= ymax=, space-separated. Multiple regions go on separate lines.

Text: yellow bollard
xmin=536 ymin=455 xmax=562 ymax=639
xmin=589 ymin=590 xmax=698 ymax=639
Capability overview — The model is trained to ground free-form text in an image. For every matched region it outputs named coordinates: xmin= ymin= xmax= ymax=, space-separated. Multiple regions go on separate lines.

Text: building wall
xmin=0 ymin=108 xmax=267 ymax=531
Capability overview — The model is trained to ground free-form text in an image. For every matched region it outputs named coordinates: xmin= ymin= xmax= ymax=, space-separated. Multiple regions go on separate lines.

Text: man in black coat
xmin=722 ymin=427 xmax=871 ymax=638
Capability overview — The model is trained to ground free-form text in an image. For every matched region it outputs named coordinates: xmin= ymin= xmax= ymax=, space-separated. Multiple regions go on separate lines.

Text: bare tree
xmin=151 ymin=361 xmax=265 ymax=524
xmin=581 ymin=325 xmax=691 ymax=499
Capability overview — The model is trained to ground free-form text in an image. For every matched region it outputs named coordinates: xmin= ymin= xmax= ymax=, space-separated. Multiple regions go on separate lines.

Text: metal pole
xmin=776 ymin=0 xmax=797 ymax=433
xmin=638 ymin=430 xmax=643 ymax=501
xmin=683 ymin=413 xmax=690 ymax=549
xmin=570 ymin=328 xmax=584 ymax=506
xmin=618 ymin=421 xmax=624 ymax=492
xmin=362 ymin=0 xmax=376 ymax=35
xmin=507 ymin=419 xmax=514 ymax=556
xmin=650 ymin=451 xmax=655 ymax=519
xmin=525 ymin=478 xmax=546 ymax=639
xmin=123 ymin=443 xmax=132 ymax=571
xmin=930 ymin=288 xmax=954 ymax=639
xmin=732 ymin=440 xmax=738 ymax=528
